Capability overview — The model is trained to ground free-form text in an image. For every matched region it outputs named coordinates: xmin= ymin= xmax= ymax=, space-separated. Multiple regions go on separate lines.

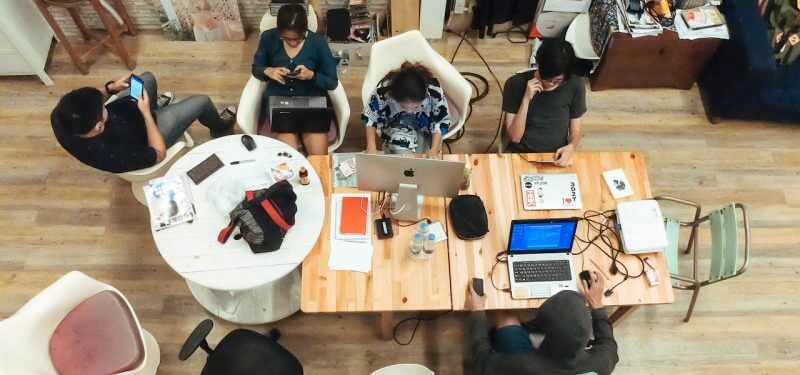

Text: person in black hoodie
xmin=466 ymin=271 xmax=618 ymax=374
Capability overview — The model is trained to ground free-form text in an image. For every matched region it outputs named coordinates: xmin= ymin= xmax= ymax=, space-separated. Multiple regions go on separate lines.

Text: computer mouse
xmin=579 ymin=270 xmax=592 ymax=287
xmin=241 ymin=135 xmax=256 ymax=151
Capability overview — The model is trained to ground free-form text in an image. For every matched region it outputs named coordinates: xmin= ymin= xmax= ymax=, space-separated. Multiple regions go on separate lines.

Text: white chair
xmin=0 ymin=271 xmax=160 ymax=374
xmin=565 ymin=13 xmax=600 ymax=60
xmin=361 ymin=30 xmax=473 ymax=140
xmin=107 ymin=95 xmax=194 ymax=205
xmin=371 ymin=364 xmax=434 ymax=375
xmin=237 ymin=7 xmax=351 ymax=153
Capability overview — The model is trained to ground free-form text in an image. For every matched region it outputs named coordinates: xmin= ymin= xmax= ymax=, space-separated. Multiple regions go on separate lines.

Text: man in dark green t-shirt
xmin=502 ymin=39 xmax=586 ymax=167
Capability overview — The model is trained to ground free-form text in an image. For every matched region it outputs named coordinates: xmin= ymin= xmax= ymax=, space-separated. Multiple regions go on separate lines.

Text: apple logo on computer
xmin=404 ymin=168 xmax=415 ymax=178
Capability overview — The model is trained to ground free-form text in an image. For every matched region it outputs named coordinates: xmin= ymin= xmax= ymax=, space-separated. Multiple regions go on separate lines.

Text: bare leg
xmin=275 ymin=133 xmax=301 ymax=150
xmin=493 ymin=310 xmax=522 ymax=329
xmin=302 ymin=133 xmax=328 ymax=155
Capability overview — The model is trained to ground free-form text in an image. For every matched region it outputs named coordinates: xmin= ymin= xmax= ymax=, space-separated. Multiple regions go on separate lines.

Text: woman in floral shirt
xmin=362 ymin=63 xmax=452 ymax=158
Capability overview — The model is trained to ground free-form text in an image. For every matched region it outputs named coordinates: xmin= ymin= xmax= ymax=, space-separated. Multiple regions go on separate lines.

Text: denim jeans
xmin=138 ymin=72 xmax=230 ymax=146
xmin=493 ymin=325 xmax=534 ymax=354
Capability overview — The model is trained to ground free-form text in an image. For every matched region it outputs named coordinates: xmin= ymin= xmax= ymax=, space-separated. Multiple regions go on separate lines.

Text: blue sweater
xmin=251 ymin=29 xmax=338 ymax=97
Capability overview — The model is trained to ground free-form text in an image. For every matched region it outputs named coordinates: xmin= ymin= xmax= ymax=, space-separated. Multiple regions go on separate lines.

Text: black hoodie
xmin=469 ymin=291 xmax=619 ymax=375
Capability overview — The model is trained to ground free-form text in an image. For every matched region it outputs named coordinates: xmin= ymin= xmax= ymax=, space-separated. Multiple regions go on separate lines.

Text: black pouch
xmin=448 ymin=195 xmax=489 ymax=240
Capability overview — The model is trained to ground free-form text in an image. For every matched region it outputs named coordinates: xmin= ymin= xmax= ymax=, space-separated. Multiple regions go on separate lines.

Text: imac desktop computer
xmin=355 ymin=154 xmax=465 ymax=221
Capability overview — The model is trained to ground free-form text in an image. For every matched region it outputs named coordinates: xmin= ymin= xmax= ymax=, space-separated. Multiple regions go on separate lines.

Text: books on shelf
xmin=144 ymin=175 xmax=196 ymax=231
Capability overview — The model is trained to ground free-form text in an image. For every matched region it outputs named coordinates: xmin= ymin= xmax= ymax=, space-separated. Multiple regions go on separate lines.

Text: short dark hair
xmin=386 ymin=62 xmax=434 ymax=103
xmin=536 ymin=38 xmax=573 ymax=80
xmin=54 ymin=87 xmax=105 ymax=135
xmin=277 ymin=4 xmax=308 ymax=34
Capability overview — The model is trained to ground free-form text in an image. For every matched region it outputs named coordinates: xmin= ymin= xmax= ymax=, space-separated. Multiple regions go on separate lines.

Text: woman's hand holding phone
xmin=264 ymin=67 xmax=291 ymax=84
xmin=294 ymin=65 xmax=314 ymax=81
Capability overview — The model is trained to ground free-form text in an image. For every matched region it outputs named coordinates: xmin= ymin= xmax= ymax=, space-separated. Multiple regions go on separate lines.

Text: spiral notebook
xmin=334 ymin=194 xmax=371 ymax=242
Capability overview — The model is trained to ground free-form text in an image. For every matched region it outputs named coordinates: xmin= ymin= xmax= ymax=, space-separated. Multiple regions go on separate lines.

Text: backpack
xmin=448 ymin=195 xmax=489 ymax=240
xmin=217 ymin=180 xmax=297 ymax=253
xmin=769 ymin=0 xmax=800 ymax=65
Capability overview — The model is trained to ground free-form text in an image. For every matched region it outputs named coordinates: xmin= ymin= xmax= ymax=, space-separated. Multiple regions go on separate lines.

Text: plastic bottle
xmin=417 ymin=222 xmax=429 ymax=236
xmin=423 ymin=233 xmax=436 ymax=255
xmin=410 ymin=233 xmax=424 ymax=256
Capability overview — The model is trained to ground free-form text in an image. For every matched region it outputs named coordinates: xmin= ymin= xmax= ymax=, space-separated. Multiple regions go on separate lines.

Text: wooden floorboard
xmin=0 ymin=31 xmax=798 ymax=374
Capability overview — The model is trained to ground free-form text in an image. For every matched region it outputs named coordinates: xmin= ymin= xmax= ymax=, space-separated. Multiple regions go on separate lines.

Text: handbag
xmin=217 ymin=180 xmax=297 ymax=253
xmin=771 ymin=0 xmax=800 ymax=65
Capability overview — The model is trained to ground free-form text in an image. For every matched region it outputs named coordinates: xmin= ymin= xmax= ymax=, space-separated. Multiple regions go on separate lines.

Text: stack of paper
xmin=675 ymin=8 xmax=729 ymax=40
xmin=328 ymin=193 xmax=374 ymax=273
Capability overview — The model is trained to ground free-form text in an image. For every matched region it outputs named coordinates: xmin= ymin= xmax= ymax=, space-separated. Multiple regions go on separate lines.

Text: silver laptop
xmin=507 ymin=218 xmax=579 ymax=299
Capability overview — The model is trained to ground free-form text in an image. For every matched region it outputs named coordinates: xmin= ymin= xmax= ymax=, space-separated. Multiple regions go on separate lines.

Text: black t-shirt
xmin=502 ymin=71 xmax=586 ymax=153
xmin=52 ymin=99 xmax=158 ymax=173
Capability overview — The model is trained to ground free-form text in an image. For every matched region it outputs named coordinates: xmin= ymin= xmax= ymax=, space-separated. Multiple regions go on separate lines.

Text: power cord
xmin=393 ymin=311 xmax=450 ymax=345
xmin=573 ymin=210 xmax=646 ymax=296
xmin=443 ymin=30 xmax=505 ymax=154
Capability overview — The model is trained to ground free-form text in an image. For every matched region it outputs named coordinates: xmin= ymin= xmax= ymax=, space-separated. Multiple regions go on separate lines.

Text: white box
xmin=616 ymin=200 xmax=668 ymax=254
xmin=535 ymin=12 xmax=579 ymax=37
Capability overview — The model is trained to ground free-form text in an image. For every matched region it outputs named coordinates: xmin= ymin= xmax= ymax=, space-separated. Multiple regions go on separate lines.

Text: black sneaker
xmin=157 ymin=92 xmax=174 ymax=108
xmin=220 ymin=106 xmax=237 ymax=127
xmin=211 ymin=106 xmax=237 ymax=138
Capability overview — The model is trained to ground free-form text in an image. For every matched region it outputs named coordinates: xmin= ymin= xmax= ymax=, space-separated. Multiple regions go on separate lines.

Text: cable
xmin=573 ymin=210 xmax=646 ymax=295
xmin=393 ymin=311 xmax=450 ymax=345
xmin=443 ymin=30 xmax=505 ymax=153
xmin=489 ymin=26 xmax=530 ymax=44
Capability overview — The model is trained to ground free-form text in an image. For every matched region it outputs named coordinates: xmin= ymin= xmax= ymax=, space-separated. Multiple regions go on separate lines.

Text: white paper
xmin=602 ymin=168 xmax=634 ymax=199
xmin=328 ymin=194 xmax=374 ymax=272
xmin=428 ymin=222 xmax=448 ymax=243
xmin=674 ymin=9 xmax=729 ymax=40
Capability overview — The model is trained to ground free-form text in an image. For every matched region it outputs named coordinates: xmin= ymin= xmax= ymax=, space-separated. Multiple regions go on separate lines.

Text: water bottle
xmin=410 ymin=233 xmax=424 ymax=256
xmin=423 ymin=233 xmax=436 ymax=255
xmin=417 ymin=222 xmax=429 ymax=236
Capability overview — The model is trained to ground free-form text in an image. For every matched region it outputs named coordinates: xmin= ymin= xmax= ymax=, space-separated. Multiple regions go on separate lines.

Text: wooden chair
xmin=654 ymin=196 xmax=752 ymax=322
xmin=33 ymin=0 xmax=137 ymax=74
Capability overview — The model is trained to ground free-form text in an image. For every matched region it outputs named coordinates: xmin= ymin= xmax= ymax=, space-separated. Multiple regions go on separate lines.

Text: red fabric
xmin=49 ymin=291 xmax=144 ymax=375
xmin=261 ymin=199 xmax=291 ymax=232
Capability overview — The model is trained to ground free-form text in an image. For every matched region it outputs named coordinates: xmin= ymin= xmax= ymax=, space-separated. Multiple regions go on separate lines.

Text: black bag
xmin=448 ymin=195 xmax=489 ymax=240
xmin=217 ymin=180 xmax=297 ymax=253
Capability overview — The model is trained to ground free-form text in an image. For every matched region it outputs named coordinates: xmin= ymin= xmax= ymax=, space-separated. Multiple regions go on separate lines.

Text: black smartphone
xmin=129 ymin=74 xmax=144 ymax=101
xmin=286 ymin=68 xmax=299 ymax=77
xmin=472 ymin=278 xmax=485 ymax=296
xmin=186 ymin=154 xmax=224 ymax=185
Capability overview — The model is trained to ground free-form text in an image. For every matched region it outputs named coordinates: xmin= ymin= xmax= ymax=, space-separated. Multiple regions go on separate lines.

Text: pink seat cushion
xmin=49 ymin=291 xmax=144 ymax=375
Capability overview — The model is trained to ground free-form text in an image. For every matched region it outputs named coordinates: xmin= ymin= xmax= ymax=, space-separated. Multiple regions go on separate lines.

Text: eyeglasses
xmin=277 ymin=151 xmax=293 ymax=158
xmin=540 ymin=77 xmax=565 ymax=87
xmin=279 ymin=34 xmax=306 ymax=43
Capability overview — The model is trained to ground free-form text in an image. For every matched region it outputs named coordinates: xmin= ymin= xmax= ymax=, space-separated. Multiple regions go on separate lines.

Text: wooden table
xmin=302 ymin=156 xmax=453 ymax=339
xmin=446 ymin=152 xmax=674 ymax=323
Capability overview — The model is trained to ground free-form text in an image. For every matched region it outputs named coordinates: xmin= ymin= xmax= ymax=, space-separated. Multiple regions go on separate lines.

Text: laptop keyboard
xmin=512 ymin=260 xmax=572 ymax=283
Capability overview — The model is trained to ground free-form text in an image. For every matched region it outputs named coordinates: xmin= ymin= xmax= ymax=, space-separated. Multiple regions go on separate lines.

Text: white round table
xmin=152 ymin=135 xmax=324 ymax=324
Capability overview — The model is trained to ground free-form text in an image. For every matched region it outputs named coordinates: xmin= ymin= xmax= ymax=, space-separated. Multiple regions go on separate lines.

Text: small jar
xmin=299 ymin=166 xmax=310 ymax=185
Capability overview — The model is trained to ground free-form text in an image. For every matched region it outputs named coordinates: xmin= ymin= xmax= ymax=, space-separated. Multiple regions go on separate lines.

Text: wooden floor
xmin=1 ymin=32 xmax=799 ymax=374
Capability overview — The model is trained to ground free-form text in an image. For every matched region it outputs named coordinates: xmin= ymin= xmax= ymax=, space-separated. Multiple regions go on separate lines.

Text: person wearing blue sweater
xmin=251 ymin=4 xmax=338 ymax=155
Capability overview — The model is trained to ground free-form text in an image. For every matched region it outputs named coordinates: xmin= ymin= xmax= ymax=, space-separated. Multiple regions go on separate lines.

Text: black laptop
xmin=269 ymin=96 xmax=333 ymax=134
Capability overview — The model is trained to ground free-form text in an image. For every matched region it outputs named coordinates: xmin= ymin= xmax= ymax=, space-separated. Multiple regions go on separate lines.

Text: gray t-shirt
xmin=502 ymin=71 xmax=586 ymax=153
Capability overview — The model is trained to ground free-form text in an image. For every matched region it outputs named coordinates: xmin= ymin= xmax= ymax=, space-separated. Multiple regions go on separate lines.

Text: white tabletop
xmin=152 ymin=135 xmax=325 ymax=291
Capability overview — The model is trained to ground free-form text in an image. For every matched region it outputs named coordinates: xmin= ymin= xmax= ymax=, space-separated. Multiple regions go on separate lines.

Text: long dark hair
xmin=276 ymin=4 xmax=308 ymax=34
xmin=380 ymin=62 xmax=434 ymax=102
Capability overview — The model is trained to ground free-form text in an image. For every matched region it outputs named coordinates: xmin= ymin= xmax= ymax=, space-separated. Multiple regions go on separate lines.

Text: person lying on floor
xmin=466 ymin=271 xmax=618 ymax=375
xmin=51 ymin=71 xmax=236 ymax=173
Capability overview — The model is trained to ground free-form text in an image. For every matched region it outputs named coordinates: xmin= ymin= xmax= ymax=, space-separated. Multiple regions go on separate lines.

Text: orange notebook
xmin=339 ymin=196 xmax=368 ymax=235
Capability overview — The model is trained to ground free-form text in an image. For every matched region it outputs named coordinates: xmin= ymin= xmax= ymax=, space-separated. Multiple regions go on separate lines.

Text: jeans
xmin=493 ymin=325 xmax=534 ymax=354
xmin=138 ymin=72 xmax=231 ymax=146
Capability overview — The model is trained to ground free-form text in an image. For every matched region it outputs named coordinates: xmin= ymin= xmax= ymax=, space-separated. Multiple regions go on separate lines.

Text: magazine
xmin=144 ymin=175 xmax=196 ymax=231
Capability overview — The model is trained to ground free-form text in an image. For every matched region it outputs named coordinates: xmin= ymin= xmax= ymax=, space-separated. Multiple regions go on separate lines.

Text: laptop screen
xmin=508 ymin=219 xmax=578 ymax=254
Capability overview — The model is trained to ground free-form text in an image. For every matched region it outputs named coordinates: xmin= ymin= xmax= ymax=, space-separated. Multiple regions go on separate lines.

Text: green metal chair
xmin=653 ymin=196 xmax=751 ymax=322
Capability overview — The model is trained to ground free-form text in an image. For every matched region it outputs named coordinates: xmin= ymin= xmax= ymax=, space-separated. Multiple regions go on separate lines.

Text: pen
xmin=230 ymin=159 xmax=255 ymax=165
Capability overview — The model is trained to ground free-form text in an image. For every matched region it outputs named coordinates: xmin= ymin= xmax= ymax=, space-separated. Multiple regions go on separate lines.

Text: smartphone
xmin=286 ymin=68 xmax=299 ymax=77
xmin=129 ymin=74 xmax=144 ymax=101
xmin=472 ymin=277 xmax=485 ymax=297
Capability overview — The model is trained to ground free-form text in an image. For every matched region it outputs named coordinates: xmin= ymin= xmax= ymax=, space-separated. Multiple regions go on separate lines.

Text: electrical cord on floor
xmin=443 ymin=30 xmax=505 ymax=153
xmin=573 ymin=210 xmax=646 ymax=296
xmin=393 ymin=311 xmax=450 ymax=346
